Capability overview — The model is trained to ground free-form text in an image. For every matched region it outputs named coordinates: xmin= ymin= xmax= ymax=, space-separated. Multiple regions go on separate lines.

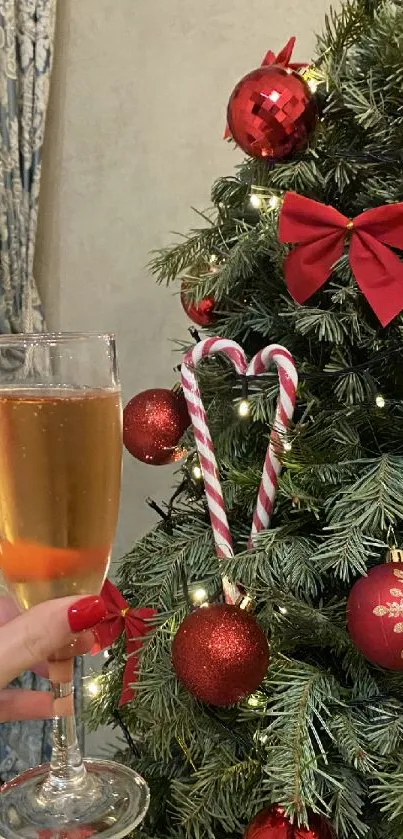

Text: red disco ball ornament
xmin=227 ymin=65 xmax=317 ymax=160
xmin=347 ymin=561 xmax=403 ymax=669
xmin=172 ymin=603 xmax=269 ymax=706
xmin=244 ymin=805 xmax=336 ymax=839
xmin=123 ymin=388 xmax=190 ymax=466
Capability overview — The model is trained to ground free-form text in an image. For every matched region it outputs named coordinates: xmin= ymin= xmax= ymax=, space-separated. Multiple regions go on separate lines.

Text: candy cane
xmin=181 ymin=337 xmax=298 ymax=604
xmin=247 ymin=345 xmax=298 ymax=546
xmin=181 ymin=338 xmax=248 ymax=603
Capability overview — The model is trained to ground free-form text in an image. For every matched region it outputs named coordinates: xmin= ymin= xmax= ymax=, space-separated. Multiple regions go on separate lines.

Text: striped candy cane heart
xmin=181 ymin=338 xmax=248 ymax=604
xmin=181 ymin=337 xmax=298 ymax=604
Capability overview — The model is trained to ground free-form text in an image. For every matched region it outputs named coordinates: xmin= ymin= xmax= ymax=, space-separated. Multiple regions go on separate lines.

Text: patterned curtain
xmin=0 ymin=0 xmax=54 ymax=333
xmin=0 ymin=0 xmax=83 ymax=781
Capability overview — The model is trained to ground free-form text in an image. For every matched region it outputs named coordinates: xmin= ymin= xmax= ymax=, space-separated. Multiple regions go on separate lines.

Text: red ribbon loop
xmin=92 ymin=579 xmax=156 ymax=706
xmin=261 ymin=36 xmax=306 ymax=71
xmin=224 ymin=37 xmax=306 ymax=140
xmin=278 ymin=192 xmax=403 ymax=327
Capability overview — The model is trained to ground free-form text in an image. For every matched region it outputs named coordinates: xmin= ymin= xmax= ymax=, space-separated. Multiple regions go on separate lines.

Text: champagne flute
xmin=0 ymin=333 xmax=150 ymax=839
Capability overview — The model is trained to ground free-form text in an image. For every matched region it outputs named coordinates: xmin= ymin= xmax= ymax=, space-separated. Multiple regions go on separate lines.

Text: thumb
xmin=0 ymin=595 xmax=106 ymax=689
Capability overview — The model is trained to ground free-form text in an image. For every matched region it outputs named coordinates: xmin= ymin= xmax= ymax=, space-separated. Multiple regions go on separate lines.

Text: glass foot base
xmin=0 ymin=758 xmax=150 ymax=839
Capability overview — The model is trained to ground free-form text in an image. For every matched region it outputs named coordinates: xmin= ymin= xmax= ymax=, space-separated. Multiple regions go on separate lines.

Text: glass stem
xmin=46 ymin=658 xmax=86 ymax=792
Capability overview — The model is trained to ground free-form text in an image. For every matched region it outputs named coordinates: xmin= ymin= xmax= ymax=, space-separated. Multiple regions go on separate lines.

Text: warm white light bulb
xmin=307 ymin=79 xmax=318 ymax=93
xmin=192 ymin=587 xmax=208 ymax=605
xmin=209 ymin=254 xmax=218 ymax=265
xmin=248 ymin=694 xmax=260 ymax=708
xmin=375 ymin=394 xmax=386 ymax=408
xmin=238 ymin=399 xmax=251 ymax=417
xmin=192 ymin=464 xmax=202 ymax=480
xmin=87 ymin=679 xmax=100 ymax=697
xmin=268 ymin=194 xmax=281 ymax=211
xmin=283 ymin=440 xmax=292 ymax=452
xmin=250 ymin=193 xmax=262 ymax=209
xmin=278 ymin=606 xmax=288 ymax=615
xmin=103 ymin=650 xmax=110 ymax=660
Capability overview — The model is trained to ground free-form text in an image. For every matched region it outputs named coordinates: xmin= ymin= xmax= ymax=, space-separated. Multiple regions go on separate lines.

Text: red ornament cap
xmin=227 ymin=65 xmax=317 ymax=160
xmin=172 ymin=602 xmax=269 ymax=706
xmin=347 ymin=562 xmax=403 ymax=669
xmin=244 ymin=805 xmax=336 ymax=839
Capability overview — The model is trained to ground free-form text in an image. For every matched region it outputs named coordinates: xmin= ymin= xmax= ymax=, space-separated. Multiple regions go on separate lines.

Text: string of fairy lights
xmin=85 ymin=176 xmax=402 ymax=701
xmin=80 ymin=82 xmax=403 ymax=780
xmin=182 ymin=345 xmax=394 ymax=423
xmin=249 ymin=189 xmax=282 ymax=211
xmin=180 ymin=325 xmax=401 ymax=489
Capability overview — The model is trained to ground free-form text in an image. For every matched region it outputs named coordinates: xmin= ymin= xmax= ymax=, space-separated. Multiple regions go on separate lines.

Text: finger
xmin=0 ymin=596 xmax=19 ymax=626
xmin=0 ymin=596 xmax=96 ymax=679
xmin=32 ymin=632 xmax=95 ymax=679
xmin=32 ymin=661 xmax=49 ymax=679
xmin=0 ymin=689 xmax=53 ymax=722
xmin=0 ymin=595 xmax=106 ymax=689
xmin=52 ymin=631 xmax=95 ymax=661
xmin=0 ymin=598 xmax=96 ymax=657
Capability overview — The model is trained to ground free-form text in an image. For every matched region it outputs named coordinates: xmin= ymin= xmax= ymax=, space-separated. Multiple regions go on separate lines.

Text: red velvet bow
xmin=278 ymin=192 xmax=403 ymax=327
xmin=224 ymin=37 xmax=307 ymax=139
xmin=93 ymin=579 xmax=156 ymax=706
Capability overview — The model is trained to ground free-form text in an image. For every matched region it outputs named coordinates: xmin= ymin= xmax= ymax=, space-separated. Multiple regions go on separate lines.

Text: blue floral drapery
xmin=0 ymin=0 xmax=83 ymax=781
xmin=0 ymin=0 xmax=53 ymax=333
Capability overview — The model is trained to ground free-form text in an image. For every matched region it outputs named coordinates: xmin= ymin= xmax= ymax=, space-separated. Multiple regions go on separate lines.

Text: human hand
xmin=0 ymin=594 xmax=106 ymax=722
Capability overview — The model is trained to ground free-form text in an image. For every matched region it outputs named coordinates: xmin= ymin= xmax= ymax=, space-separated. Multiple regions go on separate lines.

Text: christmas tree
xmin=89 ymin=1 xmax=403 ymax=837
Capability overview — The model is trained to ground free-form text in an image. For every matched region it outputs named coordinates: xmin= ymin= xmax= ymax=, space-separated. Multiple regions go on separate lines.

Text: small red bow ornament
xmin=92 ymin=579 xmax=156 ymax=706
xmin=279 ymin=192 xmax=403 ymax=327
xmin=224 ymin=37 xmax=307 ymax=139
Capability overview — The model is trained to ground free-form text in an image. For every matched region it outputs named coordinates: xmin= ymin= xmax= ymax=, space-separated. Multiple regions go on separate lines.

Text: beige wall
xmin=35 ymin=0 xmax=333 ymax=563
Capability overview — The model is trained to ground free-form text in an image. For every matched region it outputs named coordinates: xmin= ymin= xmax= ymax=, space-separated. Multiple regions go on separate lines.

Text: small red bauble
xmin=244 ymin=805 xmax=336 ymax=839
xmin=123 ymin=388 xmax=190 ymax=466
xmin=171 ymin=603 xmax=269 ymax=706
xmin=181 ymin=286 xmax=216 ymax=327
xmin=347 ymin=562 xmax=403 ymax=669
xmin=227 ymin=65 xmax=317 ymax=160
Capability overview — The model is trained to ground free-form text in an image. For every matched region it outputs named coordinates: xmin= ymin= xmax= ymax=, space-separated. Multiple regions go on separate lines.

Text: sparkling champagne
xmin=0 ymin=388 xmax=122 ymax=608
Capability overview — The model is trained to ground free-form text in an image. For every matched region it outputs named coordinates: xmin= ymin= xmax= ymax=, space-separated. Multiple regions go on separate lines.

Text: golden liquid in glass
xmin=0 ymin=388 xmax=122 ymax=608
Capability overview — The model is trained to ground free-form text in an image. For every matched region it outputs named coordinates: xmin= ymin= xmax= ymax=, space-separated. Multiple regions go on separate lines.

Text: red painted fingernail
xmin=68 ymin=597 xmax=106 ymax=633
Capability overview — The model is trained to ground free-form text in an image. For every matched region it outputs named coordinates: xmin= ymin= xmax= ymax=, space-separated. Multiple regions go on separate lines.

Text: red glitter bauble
xmin=244 ymin=805 xmax=336 ymax=839
xmin=181 ymin=284 xmax=216 ymax=327
xmin=347 ymin=562 xmax=403 ymax=669
xmin=171 ymin=603 xmax=269 ymax=706
xmin=227 ymin=65 xmax=317 ymax=160
xmin=123 ymin=388 xmax=190 ymax=466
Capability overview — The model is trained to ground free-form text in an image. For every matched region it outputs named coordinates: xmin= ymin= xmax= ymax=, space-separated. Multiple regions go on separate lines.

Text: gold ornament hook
xmin=386 ymin=547 xmax=403 ymax=564
xmin=385 ymin=525 xmax=403 ymax=562
xmin=236 ymin=594 xmax=255 ymax=612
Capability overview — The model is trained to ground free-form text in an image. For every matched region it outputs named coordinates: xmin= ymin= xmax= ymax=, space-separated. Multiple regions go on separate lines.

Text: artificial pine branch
xmin=91 ymin=1 xmax=403 ymax=836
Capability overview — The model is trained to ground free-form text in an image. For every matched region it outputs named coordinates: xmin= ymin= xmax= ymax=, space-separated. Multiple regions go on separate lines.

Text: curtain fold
xmin=0 ymin=0 xmax=84 ymax=780
xmin=0 ymin=0 xmax=55 ymax=334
